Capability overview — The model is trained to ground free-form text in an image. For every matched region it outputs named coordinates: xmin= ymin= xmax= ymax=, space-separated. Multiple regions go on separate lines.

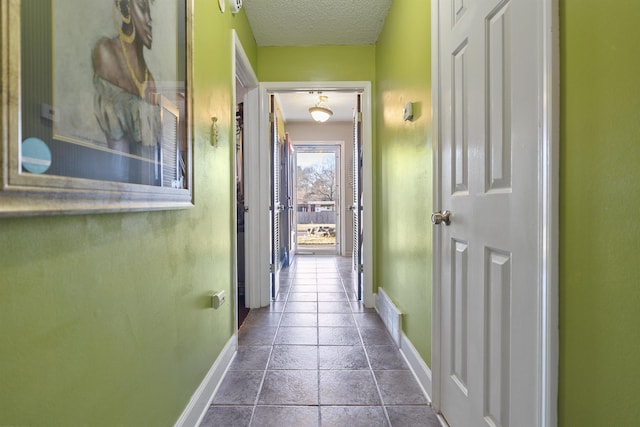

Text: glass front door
xmin=294 ymin=145 xmax=340 ymax=255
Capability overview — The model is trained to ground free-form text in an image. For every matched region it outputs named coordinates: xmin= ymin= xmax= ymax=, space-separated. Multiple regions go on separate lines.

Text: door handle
xmin=431 ymin=210 xmax=451 ymax=226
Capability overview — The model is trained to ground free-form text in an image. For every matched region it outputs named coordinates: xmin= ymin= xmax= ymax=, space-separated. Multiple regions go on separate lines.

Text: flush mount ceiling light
xmin=308 ymin=95 xmax=334 ymax=123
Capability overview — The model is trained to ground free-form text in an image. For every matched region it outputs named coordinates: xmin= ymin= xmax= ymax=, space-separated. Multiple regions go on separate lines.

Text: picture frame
xmin=0 ymin=0 xmax=193 ymax=217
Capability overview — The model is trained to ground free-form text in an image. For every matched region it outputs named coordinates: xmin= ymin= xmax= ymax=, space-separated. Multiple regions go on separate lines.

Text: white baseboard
xmin=374 ymin=289 xmax=432 ymax=401
xmin=399 ymin=331 xmax=433 ymax=401
xmin=174 ymin=335 xmax=237 ymax=427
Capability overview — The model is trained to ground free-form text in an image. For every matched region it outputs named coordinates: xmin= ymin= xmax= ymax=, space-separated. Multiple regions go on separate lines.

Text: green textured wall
xmin=560 ymin=0 xmax=640 ymax=425
xmin=8 ymin=1 xmax=640 ymax=425
xmin=0 ymin=3 xmax=256 ymax=426
xmin=257 ymin=45 xmax=375 ymax=82
xmin=375 ymin=0 xmax=432 ymax=363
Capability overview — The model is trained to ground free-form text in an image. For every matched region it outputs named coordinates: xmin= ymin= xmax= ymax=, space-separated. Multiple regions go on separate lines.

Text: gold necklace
xmin=119 ymin=37 xmax=148 ymax=98
xmin=113 ymin=4 xmax=135 ymax=44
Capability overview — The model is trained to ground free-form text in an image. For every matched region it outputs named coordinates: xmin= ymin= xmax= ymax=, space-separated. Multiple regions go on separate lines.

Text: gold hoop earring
xmin=113 ymin=2 xmax=136 ymax=44
xmin=116 ymin=0 xmax=132 ymax=24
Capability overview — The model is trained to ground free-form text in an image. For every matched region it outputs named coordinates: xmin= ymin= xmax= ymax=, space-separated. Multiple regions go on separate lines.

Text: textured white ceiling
xmin=243 ymin=0 xmax=392 ymax=47
xmin=242 ymin=0 xmax=390 ymax=122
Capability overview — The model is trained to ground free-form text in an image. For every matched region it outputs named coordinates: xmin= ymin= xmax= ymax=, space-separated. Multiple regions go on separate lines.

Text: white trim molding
xmin=430 ymin=0 xmax=444 ymax=413
xmin=174 ymin=335 xmax=237 ymax=427
xmin=256 ymin=81 xmax=375 ymax=308
xmin=540 ymin=1 xmax=560 ymax=425
xmin=233 ymin=30 xmax=262 ymax=309
xmin=374 ymin=289 xmax=433 ymax=402
xmin=400 ymin=332 xmax=433 ymax=402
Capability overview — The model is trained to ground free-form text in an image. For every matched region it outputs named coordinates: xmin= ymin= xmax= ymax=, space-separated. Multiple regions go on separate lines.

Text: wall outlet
xmin=40 ymin=103 xmax=56 ymax=122
xmin=212 ymin=291 xmax=226 ymax=309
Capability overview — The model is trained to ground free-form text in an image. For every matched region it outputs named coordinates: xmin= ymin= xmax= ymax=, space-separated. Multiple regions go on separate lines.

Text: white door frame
xmin=430 ymin=1 xmax=559 ymax=425
xmin=232 ymin=31 xmax=260 ymax=316
xmin=247 ymin=81 xmax=374 ymax=308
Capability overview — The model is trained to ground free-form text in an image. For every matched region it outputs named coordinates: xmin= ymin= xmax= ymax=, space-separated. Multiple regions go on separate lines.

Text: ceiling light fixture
xmin=308 ymin=95 xmax=334 ymax=123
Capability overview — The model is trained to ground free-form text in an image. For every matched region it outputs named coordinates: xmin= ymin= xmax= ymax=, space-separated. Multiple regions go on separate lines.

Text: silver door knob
xmin=431 ymin=210 xmax=451 ymax=226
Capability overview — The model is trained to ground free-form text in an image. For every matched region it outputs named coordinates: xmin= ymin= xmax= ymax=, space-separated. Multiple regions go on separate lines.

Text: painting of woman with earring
xmin=10 ymin=0 xmax=190 ymax=212
xmin=91 ymin=0 xmax=161 ymax=185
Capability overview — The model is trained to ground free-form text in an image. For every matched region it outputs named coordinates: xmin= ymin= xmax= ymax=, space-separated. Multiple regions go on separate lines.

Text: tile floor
xmin=200 ymin=256 xmax=442 ymax=427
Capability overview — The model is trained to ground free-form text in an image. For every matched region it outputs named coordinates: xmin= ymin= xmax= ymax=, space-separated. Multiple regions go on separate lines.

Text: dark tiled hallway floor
xmin=200 ymin=256 xmax=441 ymax=427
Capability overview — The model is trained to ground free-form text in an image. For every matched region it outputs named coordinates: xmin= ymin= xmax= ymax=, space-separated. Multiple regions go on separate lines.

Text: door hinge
xmin=358 ymin=264 xmax=364 ymax=273
xmin=269 ymin=112 xmax=275 ymax=123
xmin=269 ymin=263 xmax=275 ymax=273
xmin=357 ymin=112 xmax=363 ymax=123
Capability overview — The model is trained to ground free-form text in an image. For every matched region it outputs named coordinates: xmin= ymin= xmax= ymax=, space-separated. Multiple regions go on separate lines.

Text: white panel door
xmin=435 ymin=0 xmax=544 ymax=425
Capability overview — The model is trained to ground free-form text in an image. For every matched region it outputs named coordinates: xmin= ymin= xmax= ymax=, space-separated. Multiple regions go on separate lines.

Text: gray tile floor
xmin=200 ymin=256 xmax=442 ymax=427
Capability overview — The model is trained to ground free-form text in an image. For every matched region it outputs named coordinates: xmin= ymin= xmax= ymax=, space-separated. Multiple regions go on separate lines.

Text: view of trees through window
xmin=296 ymin=150 xmax=337 ymax=249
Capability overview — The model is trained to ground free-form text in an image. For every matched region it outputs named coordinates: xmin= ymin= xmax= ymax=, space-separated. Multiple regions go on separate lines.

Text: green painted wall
xmin=6 ymin=1 xmax=640 ymax=425
xmin=257 ymin=45 xmax=375 ymax=82
xmin=0 ymin=3 xmax=256 ymax=426
xmin=374 ymin=0 xmax=432 ymax=363
xmin=560 ymin=0 xmax=640 ymax=425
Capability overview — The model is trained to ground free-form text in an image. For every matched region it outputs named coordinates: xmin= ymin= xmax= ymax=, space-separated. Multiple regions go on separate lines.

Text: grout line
xmin=347 ymin=265 xmax=393 ymax=427
xmin=236 ymin=256 xmax=398 ymax=426
xmin=246 ymin=278 xmax=290 ymax=426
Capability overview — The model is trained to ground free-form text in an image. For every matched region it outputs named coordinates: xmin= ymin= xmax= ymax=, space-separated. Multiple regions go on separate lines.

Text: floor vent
xmin=376 ymin=288 xmax=403 ymax=347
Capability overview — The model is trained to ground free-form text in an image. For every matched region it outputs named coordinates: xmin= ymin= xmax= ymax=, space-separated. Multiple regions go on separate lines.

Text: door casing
xmin=244 ymin=81 xmax=374 ymax=308
xmin=232 ymin=31 xmax=259 ymax=327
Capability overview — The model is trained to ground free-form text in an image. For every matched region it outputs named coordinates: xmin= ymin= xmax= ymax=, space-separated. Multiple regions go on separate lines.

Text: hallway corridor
xmin=200 ymin=256 xmax=441 ymax=426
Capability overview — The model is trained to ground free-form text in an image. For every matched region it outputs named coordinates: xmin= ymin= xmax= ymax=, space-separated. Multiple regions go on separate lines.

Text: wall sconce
xmin=210 ymin=116 xmax=219 ymax=146
xmin=309 ymin=95 xmax=334 ymax=123
xmin=403 ymin=102 xmax=414 ymax=122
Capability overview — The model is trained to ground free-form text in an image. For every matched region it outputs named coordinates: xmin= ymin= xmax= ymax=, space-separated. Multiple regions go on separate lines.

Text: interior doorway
xmin=234 ymin=95 xmax=249 ymax=327
xmin=294 ymin=144 xmax=341 ymax=255
xmin=233 ymin=32 xmax=259 ymax=329
xmin=267 ymin=89 xmax=359 ymax=304
xmin=243 ymin=81 xmax=374 ymax=309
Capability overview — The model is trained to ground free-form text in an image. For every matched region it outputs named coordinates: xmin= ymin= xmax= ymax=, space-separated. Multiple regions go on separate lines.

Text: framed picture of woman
xmin=0 ymin=0 xmax=193 ymax=216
